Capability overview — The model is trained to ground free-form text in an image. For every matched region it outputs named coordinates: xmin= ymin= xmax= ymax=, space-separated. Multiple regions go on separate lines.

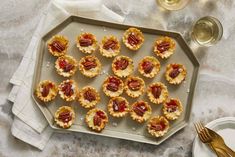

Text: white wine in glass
xmin=191 ymin=16 xmax=223 ymax=46
xmin=157 ymin=0 xmax=190 ymax=10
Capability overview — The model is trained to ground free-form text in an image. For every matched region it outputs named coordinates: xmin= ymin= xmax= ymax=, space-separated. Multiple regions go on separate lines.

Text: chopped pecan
xmin=83 ymin=90 xmax=96 ymax=102
xmin=113 ymin=100 xmax=126 ymax=112
xmin=103 ymin=40 xmax=117 ymax=50
xmin=142 ymin=61 xmax=153 ymax=73
xmin=62 ymin=83 xmax=74 ymax=96
xmin=151 ymin=86 xmax=162 ymax=99
xmin=58 ymin=110 xmax=72 ymax=123
xmin=115 ymin=58 xmax=129 ymax=70
xmin=128 ymin=80 xmax=141 ymax=91
xmin=82 ymin=58 xmax=97 ymax=70
xmin=133 ymin=103 xmax=147 ymax=116
xmin=127 ymin=33 xmax=140 ymax=46
xmin=157 ymin=41 xmax=170 ymax=53
xmin=50 ymin=40 xmax=65 ymax=52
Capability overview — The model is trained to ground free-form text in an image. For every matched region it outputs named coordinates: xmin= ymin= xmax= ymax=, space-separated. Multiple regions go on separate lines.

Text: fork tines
xmin=194 ymin=121 xmax=212 ymax=143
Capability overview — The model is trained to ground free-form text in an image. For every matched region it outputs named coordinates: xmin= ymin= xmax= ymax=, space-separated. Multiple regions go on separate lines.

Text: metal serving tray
xmin=32 ymin=16 xmax=199 ymax=145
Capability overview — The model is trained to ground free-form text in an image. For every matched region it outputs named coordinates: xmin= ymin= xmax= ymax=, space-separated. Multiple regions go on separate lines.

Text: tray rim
xmin=32 ymin=15 xmax=200 ymax=145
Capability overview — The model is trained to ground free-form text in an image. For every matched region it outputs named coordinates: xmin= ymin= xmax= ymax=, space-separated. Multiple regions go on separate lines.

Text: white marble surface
xmin=1 ymin=0 xmax=235 ymax=156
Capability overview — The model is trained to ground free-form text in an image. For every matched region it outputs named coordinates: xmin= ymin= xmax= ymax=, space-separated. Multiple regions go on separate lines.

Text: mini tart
xmin=122 ymin=28 xmax=144 ymax=51
xmin=163 ymin=98 xmax=183 ymax=120
xmin=147 ymin=116 xmax=169 ymax=137
xmin=147 ymin=82 xmax=168 ymax=104
xmin=130 ymin=101 xmax=152 ymax=123
xmin=35 ymin=80 xmax=58 ymax=102
xmin=112 ymin=55 xmax=134 ymax=78
xmin=47 ymin=35 xmax=69 ymax=57
xmin=58 ymin=79 xmax=78 ymax=101
xmin=85 ymin=108 xmax=108 ymax=132
xmin=153 ymin=36 xmax=176 ymax=59
xmin=55 ymin=55 xmax=78 ymax=77
xmin=124 ymin=76 xmax=145 ymax=98
xmin=99 ymin=35 xmax=120 ymax=58
xmin=165 ymin=63 xmax=187 ymax=84
xmin=138 ymin=56 xmax=161 ymax=78
xmin=78 ymin=55 xmax=101 ymax=78
xmin=78 ymin=86 xmax=100 ymax=109
xmin=76 ymin=32 xmax=97 ymax=54
xmin=54 ymin=106 xmax=75 ymax=129
xmin=107 ymin=96 xmax=129 ymax=118
xmin=102 ymin=76 xmax=124 ymax=97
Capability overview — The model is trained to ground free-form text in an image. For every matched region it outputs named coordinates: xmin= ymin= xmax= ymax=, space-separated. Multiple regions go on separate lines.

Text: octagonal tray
xmin=32 ymin=15 xmax=199 ymax=145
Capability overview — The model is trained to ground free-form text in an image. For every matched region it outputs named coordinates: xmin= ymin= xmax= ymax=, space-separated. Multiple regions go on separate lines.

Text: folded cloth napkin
xmin=8 ymin=0 xmax=125 ymax=150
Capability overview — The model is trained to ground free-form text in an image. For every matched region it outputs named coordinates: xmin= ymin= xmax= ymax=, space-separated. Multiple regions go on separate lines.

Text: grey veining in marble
xmin=1 ymin=0 xmax=235 ymax=156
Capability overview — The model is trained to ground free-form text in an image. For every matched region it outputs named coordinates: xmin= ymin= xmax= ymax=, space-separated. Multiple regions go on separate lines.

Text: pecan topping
xmin=127 ymin=33 xmax=140 ymax=46
xmin=166 ymin=100 xmax=178 ymax=112
xmin=151 ymin=86 xmax=162 ymax=99
xmin=133 ymin=103 xmax=147 ymax=116
xmin=93 ymin=111 xmax=106 ymax=126
xmin=79 ymin=35 xmax=93 ymax=47
xmin=128 ymin=80 xmax=141 ymax=91
xmin=62 ymin=82 xmax=74 ymax=96
xmin=103 ymin=40 xmax=117 ymax=50
xmin=82 ymin=58 xmax=97 ymax=70
xmin=157 ymin=41 xmax=170 ymax=53
xmin=50 ymin=40 xmax=65 ymax=52
xmin=142 ymin=61 xmax=154 ymax=74
xmin=41 ymin=83 xmax=53 ymax=97
xmin=59 ymin=59 xmax=74 ymax=72
xmin=115 ymin=58 xmax=129 ymax=70
xmin=58 ymin=110 xmax=72 ymax=123
xmin=113 ymin=99 xmax=126 ymax=112
xmin=83 ymin=90 xmax=96 ymax=102
xmin=150 ymin=122 xmax=166 ymax=131
xmin=106 ymin=77 xmax=121 ymax=92
xmin=169 ymin=65 xmax=180 ymax=78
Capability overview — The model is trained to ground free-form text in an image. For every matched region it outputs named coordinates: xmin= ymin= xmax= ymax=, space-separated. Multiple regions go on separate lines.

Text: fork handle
xmin=219 ymin=145 xmax=235 ymax=157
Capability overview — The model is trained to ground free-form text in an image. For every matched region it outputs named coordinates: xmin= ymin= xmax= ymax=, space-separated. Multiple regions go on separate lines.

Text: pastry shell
xmin=138 ymin=56 xmax=161 ymax=78
xmin=122 ymin=28 xmax=144 ymax=51
xmin=102 ymin=76 xmax=124 ymax=97
xmin=78 ymin=86 xmax=100 ymax=109
xmin=147 ymin=82 xmax=168 ymax=104
xmin=162 ymin=98 xmax=183 ymax=120
xmin=112 ymin=55 xmax=134 ymax=78
xmin=76 ymin=32 xmax=97 ymax=54
xmin=35 ymin=80 xmax=58 ymax=102
xmin=55 ymin=55 xmax=78 ymax=77
xmin=107 ymin=96 xmax=129 ymax=118
xmin=124 ymin=76 xmax=145 ymax=98
xmin=85 ymin=108 xmax=108 ymax=132
xmin=78 ymin=55 xmax=102 ymax=78
xmin=130 ymin=101 xmax=152 ymax=123
xmin=47 ymin=35 xmax=69 ymax=57
xmin=99 ymin=35 xmax=120 ymax=58
xmin=147 ymin=116 xmax=170 ymax=137
xmin=165 ymin=63 xmax=187 ymax=84
xmin=153 ymin=36 xmax=176 ymax=59
xmin=54 ymin=106 xmax=75 ymax=129
xmin=58 ymin=79 xmax=78 ymax=101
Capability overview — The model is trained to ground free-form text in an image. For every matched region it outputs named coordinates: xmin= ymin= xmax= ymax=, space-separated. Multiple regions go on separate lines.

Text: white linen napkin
xmin=8 ymin=0 xmax=125 ymax=150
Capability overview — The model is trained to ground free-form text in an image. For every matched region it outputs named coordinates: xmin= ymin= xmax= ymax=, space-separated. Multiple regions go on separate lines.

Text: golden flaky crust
xmin=107 ymin=96 xmax=129 ymax=118
xmin=124 ymin=76 xmax=145 ymax=98
xmin=138 ymin=56 xmax=161 ymax=78
xmin=55 ymin=55 xmax=78 ymax=77
xmin=122 ymin=28 xmax=144 ymax=51
xmin=85 ymin=108 xmax=108 ymax=132
xmin=112 ymin=55 xmax=134 ymax=78
xmin=130 ymin=101 xmax=152 ymax=123
xmin=54 ymin=106 xmax=75 ymax=129
xmin=99 ymin=35 xmax=121 ymax=58
xmin=47 ymin=35 xmax=69 ymax=57
xmin=102 ymin=76 xmax=124 ymax=97
xmin=58 ymin=79 xmax=78 ymax=101
xmin=147 ymin=116 xmax=169 ymax=137
xmin=147 ymin=82 xmax=168 ymax=105
xmin=78 ymin=86 xmax=100 ymax=109
xmin=153 ymin=36 xmax=176 ymax=59
xmin=76 ymin=32 xmax=97 ymax=54
xmin=163 ymin=98 xmax=183 ymax=120
xmin=35 ymin=80 xmax=58 ymax=102
xmin=165 ymin=63 xmax=187 ymax=85
xmin=78 ymin=55 xmax=101 ymax=78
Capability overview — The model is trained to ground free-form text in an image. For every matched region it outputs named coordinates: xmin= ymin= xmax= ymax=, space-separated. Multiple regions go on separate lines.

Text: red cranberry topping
xmin=142 ymin=61 xmax=154 ymax=74
xmin=133 ymin=103 xmax=147 ymax=116
xmin=157 ymin=41 xmax=170 ymax=53
xmin=59 ymin=59 xmax=74 ymax=72
xmin=151 ymin=86 xmax=162 ymax=99
xmin=50 ymin=40 xmax=65 ymax=52
xmin=83 ymin=90 xmax=96 ymax=102
xmin=166 ymin=100 xmax=178 ymax=112
xmin=62 ymin=82 xmax=74 ymax=96
xmin=82 ymin=58 xmax=97 ymax=70
xmin=106 ymin=77 xmax=121 ymax=92
xmin=103 ymin=40 xmax=117 ymax=50
xmin=115 ymin=58 xmax=129 ymax=70
xmin=41 ymin=83 xmax=53 ymax=97
xmin=169 ymin=65 xmax=180 ymax=78
xmin=127 ymin=33 xmax=140 ymax=46
xmin=58 ymin=110 xmax=72 ymax=123
xmin=113 ymin=99 xmax=126 ymax=112
xmin=96 ymin=111 xmax=106 ymax=119
xmin=150 ymin=121 xmax=166 ymax=131
xmin=79 ymin=34 xmax=93 ymax=47
xmin=128 ymin=80 xmax=141 ymax=91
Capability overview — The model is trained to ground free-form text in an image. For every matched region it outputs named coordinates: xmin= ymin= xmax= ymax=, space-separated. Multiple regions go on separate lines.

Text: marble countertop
xmin=1 ymin=0 xmax=235 ymax=156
